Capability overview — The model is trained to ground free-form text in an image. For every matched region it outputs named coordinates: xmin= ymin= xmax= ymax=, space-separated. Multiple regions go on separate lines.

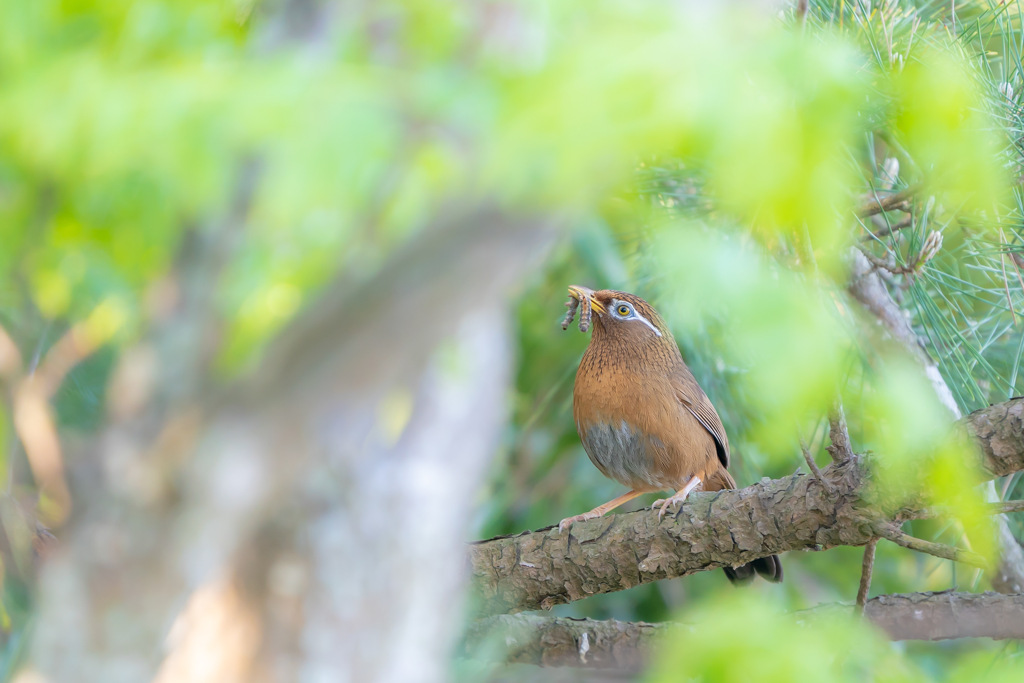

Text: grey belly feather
xmin=579 ymin=420 xmax=660 ymax=488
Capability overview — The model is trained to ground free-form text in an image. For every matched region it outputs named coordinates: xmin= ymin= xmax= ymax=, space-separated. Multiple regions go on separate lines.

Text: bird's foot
xmin=651 ymin=495 xmax=688 ymax=519
xmin=651 ymin=476 xmax=702 ymax=520
xmin=558 ymin=511 xmax=601 ymax=532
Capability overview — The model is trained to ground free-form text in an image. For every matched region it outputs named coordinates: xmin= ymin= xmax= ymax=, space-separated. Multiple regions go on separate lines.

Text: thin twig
xmin=994 ymin=500 xmax=1024 ymax=514
xmin=857 ymin=231 xmax=942 ymax=278
xmin=1005 ymin=244 xmax=1024 ymax=303
xmin=1010 ymin=249 xmax=1024 ymax=273
xmin=858 ymin=247 xmax=899 ymax=273
xmin=862 ymin=214 xmax=914 ymax=242
xmin=999 ymin=228 xmax=1018 ymax=325
xmin=825 ymin=402 xmax=853 ymax=463
xmin=33 ymin=322 xmax=107 ymax=399
xmin=7 ymin=308 xmax=116 ymax=527
xmin=876 ymin=524 xmax=990 ymax=570
xmin=906 ymin=500 xmax=1024 ymax=519
xmin=799 ymin=438 xmax=834 ymax=491
xmin=856 ymin=185 xmax=918 ymax=217
xmin=856 ymin=538 xmax=878 ymax=615
xmin=999 ymin=472 xmax=1018 ymax=500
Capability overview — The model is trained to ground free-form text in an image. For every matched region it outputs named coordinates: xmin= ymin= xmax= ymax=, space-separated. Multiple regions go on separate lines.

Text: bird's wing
xmin=673 ymin=373 xmax=730 ymax=470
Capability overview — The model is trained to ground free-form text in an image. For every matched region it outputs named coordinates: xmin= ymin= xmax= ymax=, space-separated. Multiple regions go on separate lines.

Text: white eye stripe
xmin=634 ymin=314 xmax=662 ymax=337
xmin=610 ymin=299 xmax=662 ymax=337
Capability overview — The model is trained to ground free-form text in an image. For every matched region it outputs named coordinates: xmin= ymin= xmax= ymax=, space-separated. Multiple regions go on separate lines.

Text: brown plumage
xmin=559 ymin=285 xmax=782 ymax=584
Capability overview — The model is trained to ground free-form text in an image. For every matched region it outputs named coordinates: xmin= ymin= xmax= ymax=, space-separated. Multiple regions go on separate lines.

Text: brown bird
xmin=559 ymin=285 xmax=782 ymax=584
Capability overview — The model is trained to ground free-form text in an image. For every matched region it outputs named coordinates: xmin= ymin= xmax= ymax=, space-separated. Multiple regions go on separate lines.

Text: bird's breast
xmin=572 ymin=353 xmax=717 ymax=490
xmin=577 ymin=419 xmax=662 ymax=489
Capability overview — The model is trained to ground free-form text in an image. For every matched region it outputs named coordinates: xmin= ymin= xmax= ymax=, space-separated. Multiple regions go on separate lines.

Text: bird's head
xmin=567 ymin=285 xmax=671 ymax=347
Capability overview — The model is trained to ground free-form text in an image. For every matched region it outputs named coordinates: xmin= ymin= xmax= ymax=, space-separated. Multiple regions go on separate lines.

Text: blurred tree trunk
xmin=29 ymin=211 xmax=555 ymax=682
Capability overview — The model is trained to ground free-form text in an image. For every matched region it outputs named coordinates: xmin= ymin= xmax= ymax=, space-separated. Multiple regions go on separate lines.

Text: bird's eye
xmin=616 ymin=304 xmax=631 ymax=316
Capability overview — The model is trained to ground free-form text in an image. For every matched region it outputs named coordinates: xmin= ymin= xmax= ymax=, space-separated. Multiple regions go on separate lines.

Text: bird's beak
xmin=568 ymin=285 xmax=605 ymax=314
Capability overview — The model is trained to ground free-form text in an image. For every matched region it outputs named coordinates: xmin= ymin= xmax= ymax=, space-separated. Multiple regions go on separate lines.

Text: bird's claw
xmin=651 ymin=497 xmax=680 ymax=520
xmin=651 ymin=477 xmax=701 ymax=521
xmin=558 ymin=512 xmax=596 ymax=532
xmin=652 ymin=492 xmax=693 ymax=520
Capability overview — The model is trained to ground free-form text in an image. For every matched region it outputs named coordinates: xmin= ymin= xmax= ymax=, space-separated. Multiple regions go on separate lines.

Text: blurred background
xmin=2 ymin=0 xmax=1024 ymax=681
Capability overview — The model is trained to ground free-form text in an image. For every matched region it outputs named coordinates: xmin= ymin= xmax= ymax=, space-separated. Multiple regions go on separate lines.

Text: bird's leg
xmin=651 ymin=475 xmax=702 ymax=519
xmin=558 ymin=489 xmax=650 ymax=532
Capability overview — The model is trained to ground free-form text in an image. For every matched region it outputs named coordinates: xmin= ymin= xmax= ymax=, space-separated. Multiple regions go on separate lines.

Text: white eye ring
xmin=611 ymin=299 xmax=662 ymax=337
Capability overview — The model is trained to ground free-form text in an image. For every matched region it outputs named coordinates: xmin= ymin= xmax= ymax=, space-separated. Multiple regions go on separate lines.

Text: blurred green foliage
xmin=2 ymin=0 xmax=1024 ymax=680
xmin=482 ymin=0 xmax=1024 ymax=679
xmin=648 ymin=594 xmax=920 ymax=683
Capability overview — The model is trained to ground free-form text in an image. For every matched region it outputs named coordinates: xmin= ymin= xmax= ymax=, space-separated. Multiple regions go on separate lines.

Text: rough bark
xmin=471 ymin=458 xmax=868 ymax=615
xmin=856 ymin=591 xmax=1024 ymax=641
xmin=464 ymin=614 xmax=668 ymax=671
xmin=469 ymin=399 xmax=1024 ymax=616
xmin=464 ymin=592 xmax=1024 ymax=670
xmin=967 ymin=393 xmax=1024 ymax=591
xmin=965 ymin=398 xmax=1024 ymax=478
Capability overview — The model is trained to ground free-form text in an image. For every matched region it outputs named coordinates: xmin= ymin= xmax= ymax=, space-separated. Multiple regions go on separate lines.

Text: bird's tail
xmin=723 ymin=555 xmax=783 ymax=584
xmin=705 ymin=468 xmax=784 ymax=585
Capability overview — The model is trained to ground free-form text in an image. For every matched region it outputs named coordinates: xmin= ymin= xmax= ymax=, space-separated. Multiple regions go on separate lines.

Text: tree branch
xmin=858 ymin=590 xmax=1024 ymax=641
xmin=993 ymin=500 xmax=1024 ymax=514
xmin=463 ymin=591 xmax=1024 ymax=670
xmin=463 ymin=614 xmax=666 ymax=671
xmin=874 ymin=525 xmax=990 ymax=569
xmin=848 ymin=246 xmax=1024 ymax=593
xmin=855 ymin=538 xmax=877 ymax=613
xmin=861 ymin=215 xmax=913 ymax=242
xmin=469 ymin=399 xmax=1024 ymax=615
xmin=800 ymin=438 xmax=832 ymax=489
xmin=470 ymin=458 xmax=865 ymax=615
xmin=910 ymin=499 xmax=1024 ymax=519
xmin=964 ymin=398 xmax=1024 ymax=478
xmin=825 ymin=402 xmax=853 ymax=463
xmin=856 ymin=186 xmax=918 ymax=217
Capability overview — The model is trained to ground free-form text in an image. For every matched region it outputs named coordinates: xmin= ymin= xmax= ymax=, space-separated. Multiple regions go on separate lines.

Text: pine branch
xmin=856 ymin=538 xmax=878 ymax=613
xmin=848 ymin=246 xmax=1024 ymax=593
xmin=463 ymin=592 xmax=1024 ymax=670
xmin=855 ymin=186 xmax=918 ymax=217
xmin=469 ymin=399 xmax=1024 ymax=615
xmin=874 ymin=525 xmax=990 ymax=569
